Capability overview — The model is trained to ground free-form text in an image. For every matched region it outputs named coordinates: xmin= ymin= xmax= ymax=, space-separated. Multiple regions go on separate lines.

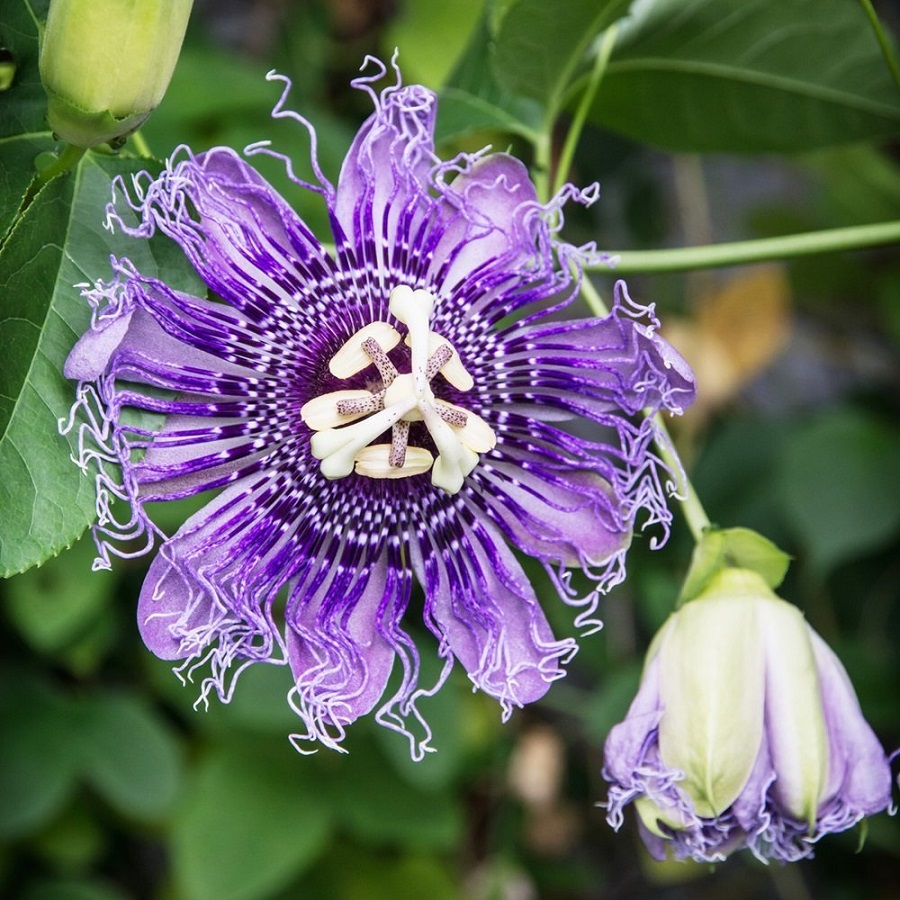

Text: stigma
xmin=301 ymin=286 xmax=496 ymax=494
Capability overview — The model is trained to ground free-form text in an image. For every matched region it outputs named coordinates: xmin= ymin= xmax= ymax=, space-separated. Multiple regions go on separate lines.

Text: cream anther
xmin=405 ymin=332 xmax=474 ymax=391
xmin=329 ymin=321 xmax=400 ymax=378
xmin=311 ymin=399 xmax=416 ymax=479
xmin=355 ymin=444 xmax=433 ymax=479
xmin=304 ymin=286 xmax=497 ymax=493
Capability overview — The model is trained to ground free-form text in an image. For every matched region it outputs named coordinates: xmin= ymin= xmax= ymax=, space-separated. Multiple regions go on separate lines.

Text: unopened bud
xmin=39 ymin=0 xmax=192 ymax=148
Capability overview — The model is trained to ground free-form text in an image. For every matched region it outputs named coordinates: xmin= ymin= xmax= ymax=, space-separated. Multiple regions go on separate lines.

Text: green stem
xmin=650 ymin=413 xmax=711 ymax=543
xmin=36 ymin=142 xmax=86 ymax=188
xmin=19 ymin=143 xmax=86 ymax=213
xmin=533 ymin=130 xmax=552 ymax=206
xmin=579 ymin=271 xmax=712 ymax=543
xmin=552 ymin=23 xmax=619 ymax=198
xmin=859 ymin=0 xmax=900 ymax=98
xmin=130 ymin=129 xmax=154 ymax=159
xmin=596 ymin=220 xmax=900 ymax=274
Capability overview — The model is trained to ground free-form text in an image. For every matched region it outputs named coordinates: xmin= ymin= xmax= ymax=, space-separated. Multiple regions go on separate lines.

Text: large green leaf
xmin=779 ymin=409 xmax=900 ymax=571
xmin=172 ymin=742 xmax=333 ymax=900
xmin=0 ymin=150 xmax=198 ymax=577
xmin=0 ymin=173 xmax=94 ymax=576
xmin=0 ymin=0 xmax=50 ymax=139
xmin=77 ymin=693 xmax=184 ymax=821
xmin=491 ymin=0 xmax=629 ymax=106
xmin=437 ymin=6 xmax=542 ymax=146
xmin=589 ymin=0 xmax=900 ymax=152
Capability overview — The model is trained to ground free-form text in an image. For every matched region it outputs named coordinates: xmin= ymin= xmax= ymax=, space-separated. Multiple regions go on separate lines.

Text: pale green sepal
xmin=44 ymin=88 xmax=151 ymax=149
xmin=635 ymin=795 xmax=689 ymax=838
xmin=678 ymin=526 xmax=791 ymax=606
xmin=757 ymin=591 xmax=829 ymax=829
xmin=659 ymin=569 xmax=767 ymax=818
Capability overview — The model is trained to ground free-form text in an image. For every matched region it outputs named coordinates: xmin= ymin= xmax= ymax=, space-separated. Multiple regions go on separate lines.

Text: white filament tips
xmin=301 ymin=286 xmax=495 ymax=494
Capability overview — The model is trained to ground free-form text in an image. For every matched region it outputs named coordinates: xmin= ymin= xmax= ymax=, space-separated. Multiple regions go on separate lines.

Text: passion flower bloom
xmin=603 ymin=568 xmax=893 ymax=862
xmin=63 ymin=60 xmax=694 ymax=754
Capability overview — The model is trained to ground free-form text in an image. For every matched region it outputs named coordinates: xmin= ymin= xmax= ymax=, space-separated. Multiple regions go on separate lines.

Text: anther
xmin=361 ymin=337 xmax=398 ymax=386
xmin=436 ymin=404 xmax=467 ymax=427
xmin=425 ymin=344 xmax=453 ymax=381
xmin=390 ymin=420 xmax=410 ymax=467
xmin=336 ymin=394 xmax=383 ymax=416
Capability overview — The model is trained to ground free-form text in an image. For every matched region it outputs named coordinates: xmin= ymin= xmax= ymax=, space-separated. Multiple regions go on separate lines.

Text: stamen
xmin=354 ymin=444 xmax=434 ymax=479
xmin=336 ymin=394 xmax=383 ymax=416
xmin=425 ymin=344 xmax=453 ymax=381
xmin=436 ymin=404 xmax=467 ymax=427
xmin=311 ymin=398 xmax=416 ymax=479
xmin=301 ymin=389 xmax=376 ymax=430
xmin=405 ymin=332 xmax=474 ymax=391
xmin=329 ymin=321 xmax=400 ymax=378
xmin=361 ymin=336 xmax=398 ymax=386
xmin=305 ymin=286 xmax=493 ymax=493
xmin=390 ymin=420 xmax=410 ymax=467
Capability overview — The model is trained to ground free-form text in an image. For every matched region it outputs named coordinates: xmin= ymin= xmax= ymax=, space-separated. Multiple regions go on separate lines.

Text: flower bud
xmin=39 ymin=0 xmax=192 ymax=147
xmin=604 ymin=567 xmax=893 ymax=862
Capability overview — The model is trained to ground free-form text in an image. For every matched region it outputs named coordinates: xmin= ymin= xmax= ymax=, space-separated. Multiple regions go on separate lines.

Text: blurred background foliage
xmin=2 ymin=0 xmax=900 ymax=897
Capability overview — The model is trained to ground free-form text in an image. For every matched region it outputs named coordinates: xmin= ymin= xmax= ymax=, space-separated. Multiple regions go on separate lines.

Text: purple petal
xmin=414 ymin=520 xmax=575 ymax=711
xmin=286 ymin=550 xmax=408 ymax=750
xmin=810 ymin=630 xmax=892 ymax=817
xmin=431 ymin=153 xmax=539 ymax=294
xmin=603 ymin=654 xmax=664 ymax=786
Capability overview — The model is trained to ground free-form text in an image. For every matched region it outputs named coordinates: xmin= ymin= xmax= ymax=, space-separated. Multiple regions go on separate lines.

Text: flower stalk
xmin=597 ymin=220 xmax=900 ymax=274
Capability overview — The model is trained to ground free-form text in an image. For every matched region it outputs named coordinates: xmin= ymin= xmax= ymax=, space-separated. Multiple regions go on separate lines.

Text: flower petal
xmin=286 ymin=549 xmax=408 ymax=750
xmin=809 ymin=630 xmax=892 ymax=818
xmin=413 ymin=519 xmax=575 ymax=712
xmin=658 ymin=582 xmax=767 ymax=819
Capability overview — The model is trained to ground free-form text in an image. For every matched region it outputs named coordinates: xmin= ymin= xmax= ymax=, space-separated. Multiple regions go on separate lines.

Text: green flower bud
xmin=604 ymin=564 xmax=893 ymax=863
xmin=39 ymin=0 xmax=192 ymax=147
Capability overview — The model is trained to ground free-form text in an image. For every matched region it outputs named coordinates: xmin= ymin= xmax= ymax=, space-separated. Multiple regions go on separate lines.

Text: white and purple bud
xmin=604 ymin=567 xmax=893 ymax=862
xmin=39 ymin=0 xmax=192 ymax=147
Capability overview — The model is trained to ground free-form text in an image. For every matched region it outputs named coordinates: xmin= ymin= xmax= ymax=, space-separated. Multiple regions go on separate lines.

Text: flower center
xmin=300 ymin=286 xmax=496 ymax=495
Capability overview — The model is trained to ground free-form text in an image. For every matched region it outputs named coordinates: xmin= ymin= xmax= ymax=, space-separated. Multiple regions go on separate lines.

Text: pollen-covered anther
xmin=300 ymin=389 xmax=377 ymax=430
xmin=328 ymin=321 xmax=400 ymax=378
xmin=355 ymin=443 xmax=433 ymax=479
xmin=305 ymin=285 xmax=496 ymax=493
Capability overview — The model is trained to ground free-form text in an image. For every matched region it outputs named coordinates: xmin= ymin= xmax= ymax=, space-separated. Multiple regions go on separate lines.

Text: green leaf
xmin=437 ymin=7 xmax=542 ymax=146
xmin=0 ymin=0 xmax=50 ymax=139
xmin=679 ymin=527 xmax=791 ymax=604
xmin=0 ymin=674 xmax=80 ymax=839
xmin=76 ymin=693 xmax=183 ymax=821
xmin=589 ymin=0 xmax=900 ymax=152
xmin=172 ymin=742 xmax=332 ymax=900
xmin=331 ymin=740 xmax=463 ymax=851
xmin=0 ymin=133 xmax=55 ymax=243
xmin=0 ymin=174 xmax=93 ymax=577
xmin=779 ymin=409 xmax=900 ymax=570
xmin=4 ymin=532 xmax=115 ymax=654
xmin=491 ymin=0 xmax=629 ymax=106
xmin=0 ymin=151 xmax=196 ymax=577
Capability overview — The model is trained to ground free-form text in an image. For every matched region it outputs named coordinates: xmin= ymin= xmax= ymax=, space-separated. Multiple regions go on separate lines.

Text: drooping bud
xmin=39 ymin=0 xmax=192 ymax=147
xmin=603 ymin=550 xmax=893 ymax=863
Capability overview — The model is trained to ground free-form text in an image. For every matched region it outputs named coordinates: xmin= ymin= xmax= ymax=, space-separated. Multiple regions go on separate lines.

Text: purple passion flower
xmin=604 ymin=568 xmax=893 ymax=862
xmin=63 ymin=60 xmax=695 ymax=755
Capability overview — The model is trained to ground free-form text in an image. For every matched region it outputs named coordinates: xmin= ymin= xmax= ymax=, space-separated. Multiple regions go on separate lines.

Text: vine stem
xmin=579 ymin=274 xmax=712 ymax=544
xmin=859 ymin=0 xmax=900 ymax=98
xmin=594 ymin=220 xmax=900 ymax=274
xmin=552 ymin=23 xmax=619 ymax=198
xmin=18 ymin=143 xmax=86 ymax=216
